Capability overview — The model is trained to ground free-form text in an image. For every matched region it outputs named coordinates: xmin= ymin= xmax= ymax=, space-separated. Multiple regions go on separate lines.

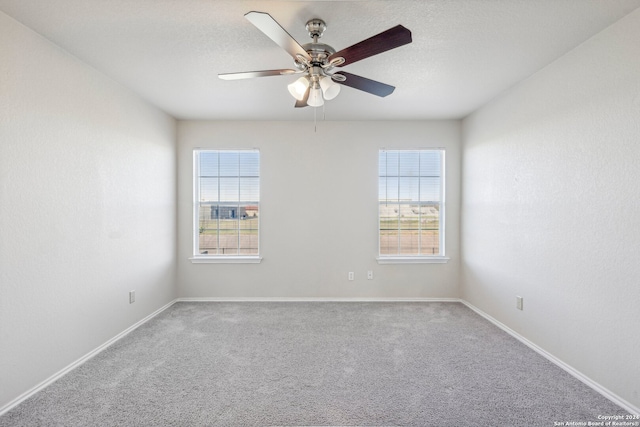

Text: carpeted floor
xmin=0 ymin=302 xmax=630 ymax=426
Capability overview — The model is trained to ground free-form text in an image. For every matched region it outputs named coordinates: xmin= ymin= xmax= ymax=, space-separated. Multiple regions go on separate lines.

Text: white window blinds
xmin=194 ymin=150 xmax=260 ymax=256
xmin=379 ymin=149 xmax=444 ymax=256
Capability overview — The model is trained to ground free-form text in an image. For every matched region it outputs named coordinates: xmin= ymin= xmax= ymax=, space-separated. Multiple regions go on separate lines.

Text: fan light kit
xmin=219 ymin=12 xmax=412 ymax=109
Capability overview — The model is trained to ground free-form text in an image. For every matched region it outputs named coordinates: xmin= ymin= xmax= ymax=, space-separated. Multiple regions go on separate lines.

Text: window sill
xmin=376 ymin=256 xmax=450 ymax=264
xmin=189 ymin=256 xmax=262 ymax=264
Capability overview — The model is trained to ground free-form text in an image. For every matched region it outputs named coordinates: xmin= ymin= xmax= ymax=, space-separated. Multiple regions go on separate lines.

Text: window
xmin=192 ymin=150 xmax=260 ymax=263
xmin=378 ymin=149 xmax=447 ymax=263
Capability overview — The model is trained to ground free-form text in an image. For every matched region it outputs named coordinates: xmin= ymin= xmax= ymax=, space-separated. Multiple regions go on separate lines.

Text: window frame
xmin=190 ymin=149 xmax=262 ymax=264
xmin=376 ymin=148 xmax=449 ymax=264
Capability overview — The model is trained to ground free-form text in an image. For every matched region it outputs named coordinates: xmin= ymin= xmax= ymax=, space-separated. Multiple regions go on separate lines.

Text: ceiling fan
xmin=218 ymin=11 xmax=412 ymax=108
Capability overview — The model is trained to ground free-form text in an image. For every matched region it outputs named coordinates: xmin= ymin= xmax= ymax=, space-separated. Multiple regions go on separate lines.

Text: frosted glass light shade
xmin=307 ymin=87 xmax=324 ymax=107
xmin=287 ymin=77 xmax=309 ymax=101
xmin=320 ymin=77 xmax=341 ymax=100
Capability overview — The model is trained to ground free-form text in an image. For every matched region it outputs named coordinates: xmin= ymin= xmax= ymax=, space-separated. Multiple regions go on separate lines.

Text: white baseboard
xmin=0 ymin=299 xmax=178 ymax=417
xmin=176 ymin=297 xmax=461 ymax=302
xmin=459 ymin=300 xmax=640 ymax=416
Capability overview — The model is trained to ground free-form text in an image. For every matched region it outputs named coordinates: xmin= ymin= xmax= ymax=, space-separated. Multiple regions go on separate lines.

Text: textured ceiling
xmin=2 ymin=0 xmax=640 ymax=120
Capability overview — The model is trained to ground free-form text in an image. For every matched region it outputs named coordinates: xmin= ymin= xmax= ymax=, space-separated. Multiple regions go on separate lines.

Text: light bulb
xmin=287 ymin=77 xmax=309 ymax=101
xmin=307 ymin=87 xmax=324 ymax=107
xmin=320 ymin=77 xmax=341 ymax=100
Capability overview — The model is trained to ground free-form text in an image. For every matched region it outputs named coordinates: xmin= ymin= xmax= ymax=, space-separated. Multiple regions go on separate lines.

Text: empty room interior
xmin=1 ymin=0 xmax=640 ymax=425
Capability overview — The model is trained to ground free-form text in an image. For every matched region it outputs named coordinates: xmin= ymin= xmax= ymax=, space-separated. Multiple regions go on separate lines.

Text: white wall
xmin=0 ymin=12 xmax=177 ymax=410
xmin=178 ymin=120 xmax=461 ymax=298
xmin=461 ymin=9 xmax=640 ymax=410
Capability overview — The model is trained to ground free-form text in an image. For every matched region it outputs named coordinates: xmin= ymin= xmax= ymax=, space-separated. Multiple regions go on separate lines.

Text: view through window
xmin=194 ymin=150 xmax=260 ymax=256
xmin=379 ymin=149 xmax=444 ymax=256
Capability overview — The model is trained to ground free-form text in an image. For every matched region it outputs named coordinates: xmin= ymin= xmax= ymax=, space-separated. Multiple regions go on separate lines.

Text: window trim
xmin=376 ymin=256 xmax=449 ymax=264
xmin=377 ymin=148 xmax=447 ymax=263
xmin=189 ymin=255 xmax=262 ymax=264
xmin=191 ymin=149 xmax=261 ymax=263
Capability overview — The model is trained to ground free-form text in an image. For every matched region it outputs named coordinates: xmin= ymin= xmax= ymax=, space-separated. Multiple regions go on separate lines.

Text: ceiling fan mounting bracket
xmin=305 ymin=19 xmax=327 ymax=39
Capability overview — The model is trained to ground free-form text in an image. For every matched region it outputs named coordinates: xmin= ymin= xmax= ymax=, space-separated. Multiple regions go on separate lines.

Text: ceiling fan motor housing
xmin=297 ymin=19 xmax=339 ymax=79
xmin=302 ymin=42 xmax=335 ymax=64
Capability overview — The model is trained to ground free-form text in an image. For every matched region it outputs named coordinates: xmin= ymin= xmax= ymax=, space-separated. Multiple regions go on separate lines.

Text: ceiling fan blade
xmin=218 ymin=69 xmax=300 ymax=80
xmin=333 ymin=71 xmax=395 ymax=97
xmin=294 ymin=87 xmax=310 ymax=108
xmin=245 ymin=11 xmax=312 ymax=62
xmin=328 ymin=25 xmax=412 ymax=67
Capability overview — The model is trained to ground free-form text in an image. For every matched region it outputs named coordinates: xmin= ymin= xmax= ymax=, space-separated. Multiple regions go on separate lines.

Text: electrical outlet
xmin=129 ymin=290 xmax=135 ymax=304
xmin=367 ymin=270 xmax=373 ymax=280
xmin=516 ymin=296 xmax=523 ymax=311
xmin=348 ymin=272 xmax=354 ymax=281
